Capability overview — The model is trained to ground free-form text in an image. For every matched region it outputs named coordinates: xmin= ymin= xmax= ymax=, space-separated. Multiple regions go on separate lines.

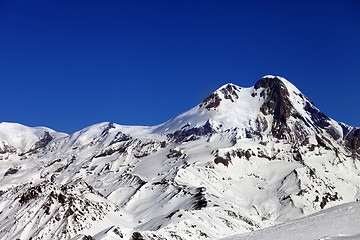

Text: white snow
xmin=0 ymin=76 xmax=359 ymax=240
xmin=153 ymin=84 xmax=265 ymax=134
xmin=0 ymin=122 xmax=67 ymax=153
xmin=222 ymin=201 xmax=360 ymax=240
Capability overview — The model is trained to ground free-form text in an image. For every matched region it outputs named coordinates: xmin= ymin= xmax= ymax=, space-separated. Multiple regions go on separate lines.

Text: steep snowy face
xmin=0 ymin=76 xmax=359 ymax=240
xmin=0 ymin=122 xmax=68 ymax=155
xmin=222 ymin=201 xmax=360 ymax=240
xmin=253 ymin=75 xmax=346 ymax=142
xmin=253 ymin=76 xmax=360 ymax=155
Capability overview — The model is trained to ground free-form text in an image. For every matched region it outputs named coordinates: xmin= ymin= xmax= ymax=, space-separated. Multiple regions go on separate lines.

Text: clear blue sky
xmin=1 ymin=0 xmax=359 ymax=133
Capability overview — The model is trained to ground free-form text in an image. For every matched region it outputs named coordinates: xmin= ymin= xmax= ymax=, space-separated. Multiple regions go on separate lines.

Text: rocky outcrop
xmin=167 ymin=120 xmax=216 ymax=142
xmin=255 ymin=76 xmax=293 ymax=139
xmin=220 ymin=84 xmax=241 ymax=102
xmin=199 ymin=84 xmax=241 ymax=110
xmin=345 ymin=128 xmax=360 ymax=155
xmin=200 ymin=92 xmax=222 ymax=110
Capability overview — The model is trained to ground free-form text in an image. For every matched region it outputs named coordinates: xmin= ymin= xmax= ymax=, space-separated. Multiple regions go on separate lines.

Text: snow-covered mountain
xmin=0 ymin=75 xmax=359 ymax=240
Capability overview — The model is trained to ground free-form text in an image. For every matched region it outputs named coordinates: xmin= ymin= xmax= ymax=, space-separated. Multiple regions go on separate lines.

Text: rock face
xmin=255 ymin=76 xmax=293 ymax=139
xmin=0 ymin=75 xmax=359 ymax=240
xmin=344 ymin=127 xmax=360 ymax=154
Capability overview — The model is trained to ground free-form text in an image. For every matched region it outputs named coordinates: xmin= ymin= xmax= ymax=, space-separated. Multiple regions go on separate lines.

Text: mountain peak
xmin=200 ymin=75 xmax=299 ymax=112
xmin=158 ymin=75 xmax=352 ymax=144
xmin=199 ymin=83 xmax=242 ymax=111
xmin=254 ymin=75 xmax=288 ymax=90
xmin=255 ymin=76 xmax=293 ymax=137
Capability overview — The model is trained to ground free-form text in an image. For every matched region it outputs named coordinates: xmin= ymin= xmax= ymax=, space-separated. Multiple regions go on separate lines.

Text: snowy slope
xmin=0 ymin=75 xmax=359 ymax=240
xmin=0 ymin=122 xmax=67 ymax=155
xmin=222 ymin=201 xmax=360 ymax=240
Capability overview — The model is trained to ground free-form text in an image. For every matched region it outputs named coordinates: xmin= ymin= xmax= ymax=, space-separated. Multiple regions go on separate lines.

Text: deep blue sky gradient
xmin=1 ymin=0 xmax=359 ymax=133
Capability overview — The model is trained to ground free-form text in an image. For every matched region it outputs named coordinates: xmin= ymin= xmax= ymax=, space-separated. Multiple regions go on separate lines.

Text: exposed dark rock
xmin=320 ymin=192 xmax=340 ymax=209
xmin=19 ymin=185 xmax=43 ymax=205
xmin=167 ymin=120 xmax=216 ymax=143
xmin=257 ymin=151 xmax=275 ymax=160
xmin=214 ymin=151 xmax=232 ymax=166
xmin=0 ymin=144 xmax=16 ymax=154
xmin=131 ymin=232 xmax=145 ymax=240
xmin=4 ymin=168 xmax=18 ymax=176
xmin=199 ymin=92 xmax=222 ymax=110
xmin=167 ymin=149 xmax=182 ymax=158
xmin=133 ymin=153 xmax=149 ymax=159
xmin=132 ymin=141 xmax=162 ymax=159
xmin=95 ymin=139 xmax=133 ymax=158
xmin=304 ymin=103 xmax=329 ymax=129
xmin=326 ymin=127 xmax=342 ymax=141
xmin=166 ymin=210 xmax=179 ymax=219
xmin=256 ymin=116 xmax=269 ymax=132
xmin=64 ymin=207 xmax=75 ymax=217
xmin=94 ymin=148 xmax=118 ymax=158
xmin=255 ymin=77 xmax=340 ymax=142
xmin=339 ymin=123 xmax=351 ymax=137
xmin=316 ymin=135 xmax=331 ymax=150
xmin=47 ymin=159 xmax=62 ymax=167
xmin=20 ymin=132 xmax=53 ymax=156
xmin=245 ymin=150 xmax=251 ymax=160
xmin=153 ymin=179 xmax=168 ymax=185
xmin=220 ymin=84 xmax=240 ymax=102
xmin=225 ymin=210 xmax=260 ymax=228
xmin=304 ymin=103 xmax=341 ymax=140
xmin=214 ymin=156 xmax=230 ymax=166
xmin=221 ymin=148 xmax=256 ymax=161
xmin=293 ymin=121 xmax=309 ymax=144
xmin=100 ymin=122 xmax=115 ymax=137
xmin=43 ymin=203 xmax=51 ymax=215
xmin=109 ymin=131 xmax=132 ymax=145
xmin=160 ymin=141 xmax=167 ymax=148
xmin=58 ymin=193 xmax=66 ymax=204
xmin=293 ymin=150 xmax=303 ymax=162
xmin=255 ymin=76 xmax=292 ymax=139
xmin=50 ymin=175 xmax=57 ymax=182
xmin=113 ymin=227 xmax=123 ymax=238
xmin=240 ymin=116 xmax=268 ymax=139
xmin=245 ymin=128 xmax=262 ymax=139
xmin=192 ymin=187 xmax=207 ymax=210
xmin=81 ymin=235 xmax=95 ymax=240
xmin=34 ymin=131 xmax=53 ymax=150
xmin=198 ymin=230 xmax=209 ymax=238
xmin=296 ymin=189 xmax=308 ymax=196
xmin=344 ymin=128 xmax=360 ymax=154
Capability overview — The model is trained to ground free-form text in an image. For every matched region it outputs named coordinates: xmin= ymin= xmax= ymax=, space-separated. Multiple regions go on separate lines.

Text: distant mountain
xmin=0 ymin=75 xmax=359 ymax=240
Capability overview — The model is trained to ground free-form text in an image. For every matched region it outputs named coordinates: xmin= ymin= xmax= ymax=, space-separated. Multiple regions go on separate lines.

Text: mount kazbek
xmin=0 ymin=75 xmax=359 ymax=240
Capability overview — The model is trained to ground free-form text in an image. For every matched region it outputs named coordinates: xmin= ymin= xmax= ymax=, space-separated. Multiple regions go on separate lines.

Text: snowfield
xmin=222 ymin=201 xmax=360 ymax=240
xmin=0 ymin=75 xmax=359 ymax=240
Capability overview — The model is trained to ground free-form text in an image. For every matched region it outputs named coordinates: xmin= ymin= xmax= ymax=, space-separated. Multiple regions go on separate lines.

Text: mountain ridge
xmin=0 ymin=75 xmax=359 ymax=240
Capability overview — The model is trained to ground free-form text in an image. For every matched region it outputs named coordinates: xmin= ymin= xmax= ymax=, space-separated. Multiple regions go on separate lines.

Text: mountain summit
xmin=0 ymin=76 xmax=359 ymax=240
xmin=156 ymin=75 xmax=359 ymax=154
